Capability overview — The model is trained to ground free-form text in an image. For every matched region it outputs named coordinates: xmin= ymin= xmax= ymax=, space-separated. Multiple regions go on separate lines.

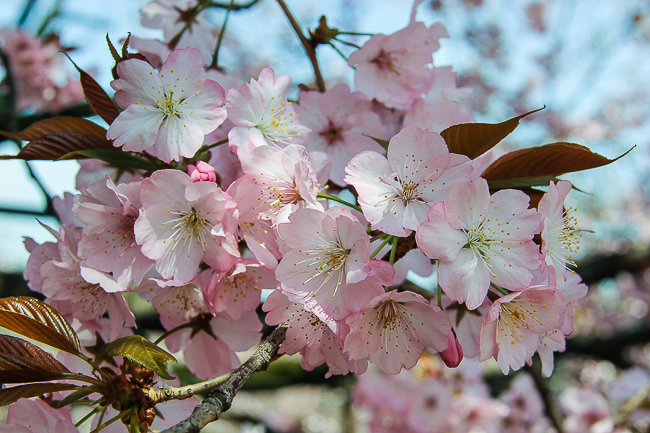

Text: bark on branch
xmin=161 ymin=324 xmax=288 ymax=433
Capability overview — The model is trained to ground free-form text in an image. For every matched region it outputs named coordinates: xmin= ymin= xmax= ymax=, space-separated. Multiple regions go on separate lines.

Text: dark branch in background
xmin=162 ymin=324 xmax=288 ymax=433
xmin=0 ymin=49 xmax=58 ymax=221
xmin=209 ymin=0 xmax=234 ymax=69
xmin=524 ymin=364 xmax=566 ymax=433
xmin=276 ymin=0 xmax=326 ymax=92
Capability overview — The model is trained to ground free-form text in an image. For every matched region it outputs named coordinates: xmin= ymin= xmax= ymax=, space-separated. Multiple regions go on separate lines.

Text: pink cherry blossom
xmin=188 ymin=161 xmax=216 ymax=182
xmin=348 ymin=22 xmax=448 ymax=110
xmin=226 ymin=68 xmax=310 ymax=156
xmin=40 ymin=225 xmax=135 ymax=340
xmin=275 ymin=207 xmax=390 ymax=320
xmin=236 ymin=144 xmax=322 ymax=225
xmin=295 ymin=83 xmax=387 ymax=185
xmin=439 ymin=329 xmax=464 ymax=368
xmin=107 ymin=48 xmax=227 ymax=163
xmin=140 ymin=0 xmax=219 ymax=64
xmin=479 ymin=286 xmax=564 ymax=374
xmin=165 ymin=310 xmax=262 ymax=380
xmin=135 ymin=169 xmax=239 ymax=284
xmin=263 ymin=290 xmax=367 ymax=376
xmin=417 ymin=178 xmax=542 ymax=309
xmin=73 ymin=177 xmax=153 ymax=292
xmin=206 ymin=258 xmax=275 ymax=320
xmin=403 ymin=66 xmax=475 ymax=132
xmin=538 ymin=180 xmax=582 ymax=285
xmin=344 ymin=290 xmax=451 ymax=374
xmin=0 ymin=398 xmax=78 ymax=433
xmin=345 ymin=126 xmax=471 ymax=237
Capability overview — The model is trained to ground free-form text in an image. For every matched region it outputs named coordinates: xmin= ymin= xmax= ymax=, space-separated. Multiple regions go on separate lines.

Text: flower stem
xmin=75 ymin=407 xmax=102 ymax=428
xmin=337 ymin=31 xmax=374 ymax=36
xmin=490 ymin=282 xmax=510 ymax=296
xmin=437 ymin=284 xmax=444 ymax=309
xmin=328 ymin=40 xmax=349 ymax=62
xmin=210 ymin=0 xmax=234 ymax=68
xmin=370 ymin=236 xmax=393 ymax=260
xmin=389 ymin=236 xmax=398 ymax=264
xmin=317 ymin=193 xmax=362 ymax=212
xmin=332 ymin=37 xmax=361 ymax=49
xmin=154 ymin=321 xmax=197 ymax=345
xmin=90 ymin=410 xmax=130 ymax=433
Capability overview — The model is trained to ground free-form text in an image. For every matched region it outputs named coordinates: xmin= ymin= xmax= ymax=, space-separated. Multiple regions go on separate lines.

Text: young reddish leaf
xmin=487 ymin=176 xmax=561 ymax=191
xmin=481 ymin=142 xmax=629 ymax=182
xmin=440 ymin=107 xmax=544 ymax=159
xmin=67 ymin=53 xmax=121 ymax=125
xmin=0 ymin=132 xmax=115 ymax=161
xmin=0 ymin=297 xmax=82 ymax=355
xmin=104 ymin=335 xmax=177 ymax=380
xmin=0 ymin=335 xmax=71 ymax=383
xmin=0 ymin=383 xmax=81 ymax=407
xmin=0 ymin=116 xmax=107 ymax=141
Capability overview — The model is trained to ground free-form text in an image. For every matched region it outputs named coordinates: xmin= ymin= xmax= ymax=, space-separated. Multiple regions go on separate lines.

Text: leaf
xmin=104 ymin=336 xmax=177 ymax=380
xmin=0 ymin=335 xmax=71 ymax=383
xmin=0 ymin=297 xmax=82 ymax=355
xmin=0 ymin=116 xmax=107 ymax=141
xmin=481 ymin=142 xmax=631 ymax=182
xmin=65 ymin=52 xmax=121 ymax=125
xmin=440 ymin=107 xmax=544 ymax=159
xmin=0 ymin=383 xmax=80 ymax=407
xmin=61 ymin=149 xmax=157 ymax=171
xmin=487 ymin=176 xmax=561 ymax=191
xmin=363 ymin=134 xmax=390 ymax=151
xmin=0 ymin=132 xmax=115 ymax=161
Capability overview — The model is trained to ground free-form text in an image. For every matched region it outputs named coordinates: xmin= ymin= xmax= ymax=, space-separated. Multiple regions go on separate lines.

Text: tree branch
xmin=524 ymin=364 xmax=566 ymax=433
xmin=275 ymin=0 xmax=326 ymax=92
xmin=161 ymin=324 xmax=288 ymax=433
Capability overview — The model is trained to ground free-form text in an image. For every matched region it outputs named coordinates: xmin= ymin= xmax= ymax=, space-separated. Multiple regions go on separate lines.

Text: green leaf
xmin=0 ymin=335 xmax=71 ymax=383
xmin=59 ymin=149 xmax=157 ymax=171
xmin=363 ymin=134 xmax=389 ymax=151
xmin=440 ymin=107 xmax=544 ymax=159
xmin=104 ymin=335 xmax=177 ymax=380
xmin=0 ymin=297 xmax=82 ymax=355
xmin=481 ymin=142 xmax=631 ymax=182
xmin=0 ymin=383 xmax=81 ymax=407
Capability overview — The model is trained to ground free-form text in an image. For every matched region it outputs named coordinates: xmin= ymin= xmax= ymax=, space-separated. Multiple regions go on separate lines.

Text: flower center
xmin=398 ymin=179 xmax=422 ymax=205
xmin=167 ymin=207 xmax=211 ymax=254
xmin=319 ymin=120 xmax=342 ymax=145
xmin=258 ymin=94 xmax=299 ymax=146
xmin=158 ymin=90 xmax=184 ymax=118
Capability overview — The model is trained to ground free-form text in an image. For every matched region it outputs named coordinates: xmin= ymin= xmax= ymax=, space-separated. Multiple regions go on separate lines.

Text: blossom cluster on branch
xmin=0 ymin=0 xmax=626 ymax=432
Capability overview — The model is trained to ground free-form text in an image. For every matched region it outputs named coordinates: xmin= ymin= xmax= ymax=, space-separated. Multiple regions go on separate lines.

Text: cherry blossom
xmin=275 ymin=207 xmax=390 ymax=320
xmin=479 ymin=286 xmax=564 ymax=374
xmin=140 ymin=0 xmax=219 ymax=64
xmin=187 ymin=160 xmax=216 ymax=182
xmin=235 ymin=144 xmax=322 ymax=225
xmin=0 ymin=398 xmax=78 ymax=433
xmin=226 ymin=67 xmax=310 ymax=156
xmin=295 ymin=83 xmax=387 ymax=185
xmin=73 ymin=177 xmax=153 ymax=292
xmin=344 ymin=290 xmax=451 ymax=374
xmin=417 ymin=178 xmax=542 ymax=309
xmin=348 ymin=21 xmax=449 ymax=110
xmin=135 ymin=169 xmax=239 ymax=284
xmin=538 ymin=180 xmax=582 ymax=285
xmin=107 ymin=48 xmax=227 ymax=163
xmin=345 ymin=126 xmax=471 ymax=237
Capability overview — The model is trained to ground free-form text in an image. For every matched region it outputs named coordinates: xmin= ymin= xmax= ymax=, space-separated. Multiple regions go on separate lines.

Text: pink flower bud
xmin=439 ymin=328 xmax=463 ymax=368
xmin=188 ymin=161 xmax=217 ymax=182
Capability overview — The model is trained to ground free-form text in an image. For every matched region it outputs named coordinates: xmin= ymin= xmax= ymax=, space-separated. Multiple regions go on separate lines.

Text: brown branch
xmin=275 ymin=0 xmax=326 ymax=92
xmin=524 ymin=364 xmax=566 ymax=433
xmin=161 ymin=324 xmax=288 ymax=433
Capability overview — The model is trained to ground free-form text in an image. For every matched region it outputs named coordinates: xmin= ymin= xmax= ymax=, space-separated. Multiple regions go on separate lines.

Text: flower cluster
xmin=18 ymin=13 xmax=592 ymax=382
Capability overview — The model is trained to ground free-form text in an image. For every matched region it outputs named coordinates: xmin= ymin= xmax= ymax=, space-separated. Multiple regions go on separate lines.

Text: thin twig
xmin=210 ymin=0 xmax=260 ymax=10
xmin=146 ymin=372 xmax=231 ymax=404
xmin=161 ymin=324 xmax=288 ymax=433
xmin=275 ymin=0 xmax=326 ymax=92
xmin=209 ymin=0 xmax=234 ymax=68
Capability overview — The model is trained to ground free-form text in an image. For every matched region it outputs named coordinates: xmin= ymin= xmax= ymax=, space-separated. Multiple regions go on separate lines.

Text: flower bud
xmin=439 ymin=328 xmax=463 ymax=368
xmin=188 ymin=161 xmax=217 ymax=182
